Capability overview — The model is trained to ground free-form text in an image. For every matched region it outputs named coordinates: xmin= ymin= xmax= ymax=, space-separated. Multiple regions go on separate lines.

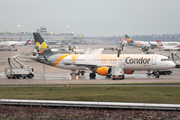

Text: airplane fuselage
xmin=31 ymin=54 xmax=175 ymax=71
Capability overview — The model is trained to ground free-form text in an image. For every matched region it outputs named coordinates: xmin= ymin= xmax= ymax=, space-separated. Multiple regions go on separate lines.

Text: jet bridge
xmin=171 ymin=52 xmax=180 ymax=68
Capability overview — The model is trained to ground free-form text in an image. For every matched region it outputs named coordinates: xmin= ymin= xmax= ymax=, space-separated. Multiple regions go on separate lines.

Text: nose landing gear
xmin=147 ymin=71 xmax=160 ymax=78
xmin=152 ymin=71 xmax=159 ymax=78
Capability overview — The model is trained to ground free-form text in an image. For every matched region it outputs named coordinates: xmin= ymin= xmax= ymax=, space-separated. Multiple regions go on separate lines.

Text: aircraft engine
xmin=96 ymin=67 xmax=111 ymax=76
xmin=124 ymin=70 xmax=135 ymax=74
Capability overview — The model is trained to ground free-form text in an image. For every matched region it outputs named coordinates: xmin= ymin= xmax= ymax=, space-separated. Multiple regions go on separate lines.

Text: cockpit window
xmin=161 ymin=59 xmax=170 ymax=61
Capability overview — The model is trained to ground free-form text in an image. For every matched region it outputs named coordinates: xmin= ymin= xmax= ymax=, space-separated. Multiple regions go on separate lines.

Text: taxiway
xmin=0 ymin=45 xmax=179 ymax=84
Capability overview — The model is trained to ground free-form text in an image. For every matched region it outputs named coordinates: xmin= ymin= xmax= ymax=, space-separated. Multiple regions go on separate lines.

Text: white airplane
xmin=124 ymin=35 xmax=163 ymax=49
xmin=0 ymin=37 xmax=31 ymax=47
xmin=31 ymin=33 xmax=176 ymax=79
xmin=156 ymin=40 xmax=180 ymax=46
xmin=51 ymin=46 xmax=89 ymax=54
xmin=156 ymin=40 xmax=180 ymax=51
xmin=51 ymin=48 xmax=69 ymax=53
xmin=125 ymin=35 xmax=151 ymax=48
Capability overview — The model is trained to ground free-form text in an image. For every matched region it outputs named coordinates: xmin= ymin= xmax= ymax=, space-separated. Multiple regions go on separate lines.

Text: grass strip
xmin=1 ymin=82 xmax=180 ymax=86
xmin=0 ymin=86 xmax=180 ymax=104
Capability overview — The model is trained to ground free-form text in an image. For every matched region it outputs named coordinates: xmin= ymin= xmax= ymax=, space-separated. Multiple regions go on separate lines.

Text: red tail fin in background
xmin=119 ymin=36 xmax=125 ymax=42
xmin=24 ymin=40 xmax=31 ymax=45
xmin=156 ymin=40 xmax=163 ymax=47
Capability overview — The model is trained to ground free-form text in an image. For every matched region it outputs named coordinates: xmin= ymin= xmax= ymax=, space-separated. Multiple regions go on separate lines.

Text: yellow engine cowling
xmin=124 ymin=70 xmax=134 ymax=74
xmin=96 ymin=67 xmax=111 ymax=76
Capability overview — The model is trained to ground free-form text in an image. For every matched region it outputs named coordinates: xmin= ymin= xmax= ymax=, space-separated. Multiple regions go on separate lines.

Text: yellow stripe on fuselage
xmin=71 ymin=54 xmax=80 ymax=63
xmin=136 ymin=42 xmax=141 ymax=47
xmin=52 ymin=54 xmax=69 ymax=66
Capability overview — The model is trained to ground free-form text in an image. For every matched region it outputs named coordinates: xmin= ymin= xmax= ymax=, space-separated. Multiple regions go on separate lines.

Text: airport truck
xmin=5 ymin=54 xmax=34 ymax=79
xmin=5 ymin=67 xmax=34 ymax=79
xmin=111 ymin=65 xmax=124 ymax=80
xmin=111 ymin=43 xmax=125 ymax=80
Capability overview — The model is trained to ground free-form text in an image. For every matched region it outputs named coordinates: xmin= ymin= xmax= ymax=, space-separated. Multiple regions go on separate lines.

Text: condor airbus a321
xmin=31 ymin=33 xmax=175 ymax=79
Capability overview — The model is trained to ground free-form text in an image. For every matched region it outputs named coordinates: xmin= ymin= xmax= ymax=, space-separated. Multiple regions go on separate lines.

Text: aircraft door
xmin=151 ymin=56 xmax=157 ymax=65
xmin=86 ymin=56 xmax=90 ymax=64
xmin=122 ymin=57 xmax=126 ymax=65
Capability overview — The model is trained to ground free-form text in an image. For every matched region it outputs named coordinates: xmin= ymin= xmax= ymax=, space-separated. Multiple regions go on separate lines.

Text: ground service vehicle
xmin=5 ymin=55 xmax=34 ymax=79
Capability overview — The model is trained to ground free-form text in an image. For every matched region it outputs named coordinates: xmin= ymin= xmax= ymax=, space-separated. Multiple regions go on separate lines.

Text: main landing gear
xmin=89 ymin=73 xmax=96 ymax=79
xmin=147 ymin=71 xmax=160 ymax=78
xmin=70 ymin=70 xmax=85 ymax=76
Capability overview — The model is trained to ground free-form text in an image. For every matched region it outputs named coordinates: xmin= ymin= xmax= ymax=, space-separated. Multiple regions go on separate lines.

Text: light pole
xmin=67 ymin=26 xmax=69 ymax=33
xmin=17 ymin=24 xmax=20 ymax=33
xmin=165 ymin=36 xmax=166 ymax=42
xmin=170 ymin=36 xmax=171 ymax=42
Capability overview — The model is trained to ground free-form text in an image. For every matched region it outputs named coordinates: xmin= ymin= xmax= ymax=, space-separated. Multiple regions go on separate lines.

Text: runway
xmin=0 ymin=70 xmax=180 ymax=84
xmin=0 ymin=45 xmax=180 ymax=84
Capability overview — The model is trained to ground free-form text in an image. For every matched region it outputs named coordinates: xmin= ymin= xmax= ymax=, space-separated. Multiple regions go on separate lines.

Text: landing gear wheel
xmin=167 ymin=72 xmax=171 ymax=75
xmin=28 ymin=74 xmax=33 ymax=78
xmin=17 ymin=75 xmax=21 ymax=79
xmin=155 ymin=75 xmax=159 ymax=78
xmin=76 ymin=70 xmax=80 ymax=75
xmin=89 ymin=73 xmax=96 ymax=79
xmin=12 ymin=75 xmax=17 ymax=79
xmin=153 ymin=71 xmax=160 ymax=78
xmin=75 ymin=73 xmax=80 ymax=75
xmin=80 ymin=71 xmax=85 ymax=76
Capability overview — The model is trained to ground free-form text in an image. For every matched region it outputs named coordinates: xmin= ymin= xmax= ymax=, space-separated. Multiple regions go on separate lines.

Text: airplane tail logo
xmin=125 ymin=35 xmax=132 ymax=42
xmin=33 ymin=33 xmax=52 ymax=54
xmin=125 ymin=35 xmax=134 ymax=43
xmin=126 ymin=38 xmax=132 ymax=42
xmin=35 ymin=42 xmax=48 ymax=53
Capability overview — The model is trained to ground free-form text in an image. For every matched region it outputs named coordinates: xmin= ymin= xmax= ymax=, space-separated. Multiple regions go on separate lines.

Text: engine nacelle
xmin=124 ymin=70 xmax=135 ymax=74
xmin=96 ymin=67 xmax=111 ymax=76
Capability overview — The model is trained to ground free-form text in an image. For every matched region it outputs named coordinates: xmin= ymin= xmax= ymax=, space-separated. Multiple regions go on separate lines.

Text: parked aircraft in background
xmin=31 ymin=33 xmax=175 ymax=79
xmin=0 ymin=38 xmax=31 ymax=48
xmin=156 ymin=40 xmax=180 ymax=51
xmin=125 ymin=35 xmax=151 ymax=48
xmin=51 ymin=46 xmax=89 ymax=54
xmin=124 ymin=35 xmax=163 ymax=49
xmin=156 ymin=40 xmax=180 ymax=46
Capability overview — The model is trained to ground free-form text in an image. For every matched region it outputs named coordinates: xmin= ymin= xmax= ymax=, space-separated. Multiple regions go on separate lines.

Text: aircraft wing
xmin=9 ymin=44 xmax=17 ymax=47
xmin=68 ymin=62 xmax=114 ymax=68
xmin=148 ymin=41 xmax=158 ymax=48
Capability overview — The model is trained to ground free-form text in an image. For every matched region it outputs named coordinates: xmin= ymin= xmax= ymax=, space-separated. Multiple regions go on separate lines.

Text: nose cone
xmin=169 ymin=61 xmax=176 ymax=68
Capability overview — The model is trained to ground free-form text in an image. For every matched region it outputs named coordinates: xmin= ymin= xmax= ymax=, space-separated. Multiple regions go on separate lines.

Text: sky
xmin=0 ymin=0 xmax=180 ymax=36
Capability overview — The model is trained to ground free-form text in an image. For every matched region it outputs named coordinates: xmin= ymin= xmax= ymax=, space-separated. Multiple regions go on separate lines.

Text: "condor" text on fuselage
xmin=125 ymin=57 xmax=151 ymax=64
